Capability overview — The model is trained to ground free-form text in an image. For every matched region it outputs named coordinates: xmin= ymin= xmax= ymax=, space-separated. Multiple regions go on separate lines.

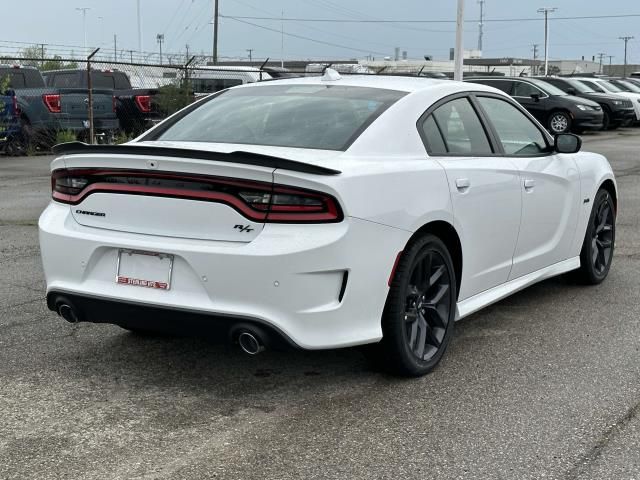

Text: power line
xmin=222 ymin=15 xmax=389 ymax=56
xmin=220 ymin=13 xmax=640 ymax=24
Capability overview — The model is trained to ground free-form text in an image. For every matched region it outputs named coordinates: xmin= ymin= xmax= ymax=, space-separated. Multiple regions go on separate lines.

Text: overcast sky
xmin=4 ymin=0 xmax=640 ymax=63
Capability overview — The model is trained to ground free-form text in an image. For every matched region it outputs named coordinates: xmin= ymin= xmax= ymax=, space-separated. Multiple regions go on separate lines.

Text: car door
xmin=512 ymin=80 xmax=548 ymax=123
xmin=474 ymin=94 xmax=581 ymax=279
xmin=419 ymin=95 xmax=522 ymax=300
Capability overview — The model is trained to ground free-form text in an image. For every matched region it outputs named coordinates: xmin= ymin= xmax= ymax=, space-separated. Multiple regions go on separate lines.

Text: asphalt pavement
xmin=1 ymin=131 xmax=639 ymax=479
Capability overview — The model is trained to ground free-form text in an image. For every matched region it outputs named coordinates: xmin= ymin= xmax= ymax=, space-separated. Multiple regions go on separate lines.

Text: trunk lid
xmin=58 ymin=88 xmax=115 ymax=120
xmin=61 ymin=151 xmax=276 ymax=242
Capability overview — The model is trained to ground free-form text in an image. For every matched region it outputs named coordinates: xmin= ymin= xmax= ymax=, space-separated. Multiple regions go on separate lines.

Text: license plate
xmin=115 ymin=249 xmax=174 ymax=290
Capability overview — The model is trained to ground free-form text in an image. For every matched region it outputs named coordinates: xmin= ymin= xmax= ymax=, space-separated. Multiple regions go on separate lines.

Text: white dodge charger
xmin=39 ymin=70 xmax=617 ymax=376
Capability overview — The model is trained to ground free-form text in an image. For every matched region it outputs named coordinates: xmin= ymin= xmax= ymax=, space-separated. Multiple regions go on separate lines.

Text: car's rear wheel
xmin=549 ymin=111 xmax=571 ymax=134
xmin=574 ymin=188 xmax=616 ymax=284
xmin=370 ymin=234 xmax=457 ymax=377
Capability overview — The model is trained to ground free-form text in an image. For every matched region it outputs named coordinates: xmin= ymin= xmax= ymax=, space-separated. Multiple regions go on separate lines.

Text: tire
xmin=548 ymin=111 xmax=572 ymax=134
xmin=601 ymin=109 xmax=611 ymax=131
xmin=574 ymin=188 xmax=616 ymax=284
xmin=369 ymin=234 xmax=457 ymax=377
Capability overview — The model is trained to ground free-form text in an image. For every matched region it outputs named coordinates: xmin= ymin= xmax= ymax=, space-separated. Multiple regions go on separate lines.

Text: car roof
xmin=241 ymin=74 xmax=458 ymax=93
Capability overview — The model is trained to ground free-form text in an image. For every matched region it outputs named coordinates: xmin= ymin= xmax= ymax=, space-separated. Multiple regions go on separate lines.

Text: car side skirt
xmin=456 ymin=257 xmax=580 ymax=320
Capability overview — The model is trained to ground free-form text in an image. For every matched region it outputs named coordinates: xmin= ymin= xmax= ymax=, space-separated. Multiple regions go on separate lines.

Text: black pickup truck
xmin=0 ymin=64 xmax=118 ymax=153
xmin=44 ymin=69 xmax=162 ymax=136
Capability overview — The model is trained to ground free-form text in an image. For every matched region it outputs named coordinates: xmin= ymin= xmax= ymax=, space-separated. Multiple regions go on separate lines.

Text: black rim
xmin=403 ymin=250 xmax=452 ymax=361
xmin=592 ymin=197 xmax=614 ymax=275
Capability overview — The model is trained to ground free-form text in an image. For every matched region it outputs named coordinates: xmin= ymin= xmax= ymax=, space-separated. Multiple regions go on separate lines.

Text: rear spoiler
xmin=52 ymin=142 xmax=341 ymax=176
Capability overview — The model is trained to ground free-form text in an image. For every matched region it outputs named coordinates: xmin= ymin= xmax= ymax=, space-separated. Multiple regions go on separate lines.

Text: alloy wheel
xmin=591 ymin=197 xmax=614 ymax=275
xmin=403 ymin=250 xmax=452 ymax=361
xmin=550 ymin=113 xmax=569 ymax=133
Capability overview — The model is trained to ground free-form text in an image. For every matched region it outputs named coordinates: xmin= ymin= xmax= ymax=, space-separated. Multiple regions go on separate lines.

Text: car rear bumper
xmin=39 ymin=201 xmax=409 ymax=349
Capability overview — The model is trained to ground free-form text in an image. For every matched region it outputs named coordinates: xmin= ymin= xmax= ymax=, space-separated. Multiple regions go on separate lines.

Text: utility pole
xmin=454 ymin=0 xmax=465 ymax=81
xmin=597 ymin=52 xmax=606 ymax=74
xmin=186 ymin=44 xmax=190 ymax=63
xmin=212 ymin=0 xmax=219 ymax=64
xmin=532 ymin=44 xmax=539 ymax=75
xmin=477 ymin=0 xmax=485 ymax=52
xmin=246 ymin=48 xmax=253 ymax=63
xmin=40 ymin=43 xmax=45 ymax=61
xmin=537 ymin=7 xmax=557 ymax=76
xmin=113 ymin=35 xmax=117 ymax=62
xmin=157 ymin=34 xmax=165 ymax=64
xmin=137 ymin=0 xmax=143 ymax=53
xmin=76 ymin=7 xmax=90 ymax=56
xmin=281 ymin=9 xmax=285 ymax=68
xmin=619 ymin=36 xmax=634 ymax=77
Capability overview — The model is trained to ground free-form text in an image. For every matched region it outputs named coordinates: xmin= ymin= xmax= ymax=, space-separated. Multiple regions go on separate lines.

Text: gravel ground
xmin=1 ymin=130 xmax=639 ymax=479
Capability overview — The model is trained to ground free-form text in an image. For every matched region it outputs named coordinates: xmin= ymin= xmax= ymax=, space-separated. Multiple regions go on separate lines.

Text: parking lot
xmin=1 ymin=129 xmax=639 ymax=479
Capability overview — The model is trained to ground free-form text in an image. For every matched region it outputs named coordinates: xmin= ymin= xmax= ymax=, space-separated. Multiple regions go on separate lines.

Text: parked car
xmin=537 ymin=76 xmax=635 ymax=130
xmin=606 ymin=77 xmax=640 ymax=96
xmin=0 ymin=64 xmax=118 ymax=153
xmin=189 ymin=66 xmax=272 ymax=98
xmin=43 ymin=69 xmax=162 ymax=136
xmin=41 ymin=72 xmax=617 ymax=376
xmin=572 ymin=77 xmax=640 ymax=122
xmin=464 ymin=76 xmax=603 ymax=134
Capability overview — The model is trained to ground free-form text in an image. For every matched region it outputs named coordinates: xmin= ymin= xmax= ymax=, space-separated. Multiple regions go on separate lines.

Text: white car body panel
xmin=39 ymin=75 xmax=617 ymax=349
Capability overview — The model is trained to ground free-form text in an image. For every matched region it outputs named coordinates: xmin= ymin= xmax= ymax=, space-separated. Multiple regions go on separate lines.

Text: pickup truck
xmin=43 ymin=69 xmax=162 ymax=136
xmin=0 ymin=65 xmax=119 ymax=154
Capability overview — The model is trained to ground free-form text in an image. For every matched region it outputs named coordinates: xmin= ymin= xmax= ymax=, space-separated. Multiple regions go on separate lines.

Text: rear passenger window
xmin=513 ymin=81 xmax=544 ymax=98
xmin=424 ymin=97 xmax=492 ymax=155
xmin=421 ymin=116 xmax=447 ymax=154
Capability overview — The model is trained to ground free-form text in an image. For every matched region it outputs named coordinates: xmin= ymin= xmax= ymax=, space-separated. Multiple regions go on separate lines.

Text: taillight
xmin=43 ymin=94 xmax=61 ymax=113
xmin=51 ymin=169 xmax=343 ymax=223
xmin=134 ymin=95 xmax=151 ymax=113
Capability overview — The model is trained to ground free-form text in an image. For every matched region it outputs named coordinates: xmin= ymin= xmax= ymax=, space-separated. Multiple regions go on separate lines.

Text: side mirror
xmin=566 ymin=88 xmax=577 ymax=95
xmin=554 ymin=133 xmax=582 ymax=154
xmin=530 ymin=93 xmax=541 ymax=102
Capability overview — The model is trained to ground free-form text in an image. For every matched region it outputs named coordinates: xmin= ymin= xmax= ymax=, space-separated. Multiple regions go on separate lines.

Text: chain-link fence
xmin=0 ymin=54 xmax=283 ymax=156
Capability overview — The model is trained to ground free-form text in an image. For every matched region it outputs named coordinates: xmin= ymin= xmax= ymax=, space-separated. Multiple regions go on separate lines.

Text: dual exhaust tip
xmin=52 ymin=297 xmax=268 ymax=355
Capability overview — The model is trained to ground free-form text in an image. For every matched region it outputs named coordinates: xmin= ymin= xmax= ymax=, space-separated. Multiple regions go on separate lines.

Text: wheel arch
xmin=407 ymin=220 xmax=463 ymax=299
xmin=599 ymin=178 xmax=618 ymax=213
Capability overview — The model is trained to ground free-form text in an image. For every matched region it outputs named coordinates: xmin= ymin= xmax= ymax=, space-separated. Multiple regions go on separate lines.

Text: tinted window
xmin=468 ymin=79 xmax=513 ymax=94
xmin=156 ymin=84 xmax=406 ymax=151
xmin=525 ymin=78 xmax=568 ymax=96
xmin=421 ymin=115 xmax=447 ymax=154
xmin=49 ymin=72 xmax=80 ymax=88
xmin=478 ymin=97 xmax=548 ymax=156
xmin=580 ymin=80 xmax=605 ymax=93
xmin=430 ymin=97 xmax=492 ymax=155
xmin=92 ymin=73 xmax=116 ymax=89
xmin=113 ymin=72 xmax=131 ymax=89
xmin=513 ymin=81 xmax=544 ymax=97
xmin=0 ymin=68 xmax=45 ymax=88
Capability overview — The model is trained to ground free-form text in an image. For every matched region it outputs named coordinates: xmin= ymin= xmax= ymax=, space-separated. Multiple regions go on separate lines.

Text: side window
xmin=477 ymin=96 xmax=548 ymax=156
xmin=580 ymin=80 xmax=604 ymax=93
xmin=421 ymin=116 xmax=447 ymax=154
xmin=513 ymin=81 xmax=544 ymax=98
xmin=424 ymin=97 xmax=493 ymax=155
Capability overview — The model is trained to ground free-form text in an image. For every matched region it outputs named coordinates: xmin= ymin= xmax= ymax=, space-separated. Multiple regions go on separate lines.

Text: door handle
xmin=455 ymin=178 xmax=470 ymax=192
xmin=524 ymin=179 xmax=536 ymax=191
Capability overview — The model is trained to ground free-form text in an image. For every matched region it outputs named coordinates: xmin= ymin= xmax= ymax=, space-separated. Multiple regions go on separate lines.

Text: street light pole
xmin=157 ymin=34 xmax=165 ymax=64
xmin=537 ymin=7 xmax=557 ymax=76
xmin=619 ymin=36 xmax=634 ymax=77
xmin=453 ymin=0 xmax=465 ymax=81
xmin=212 ymin=0 xmax=219 ymax=64
xmin=76 ymin=7 xmax=90 ymax=57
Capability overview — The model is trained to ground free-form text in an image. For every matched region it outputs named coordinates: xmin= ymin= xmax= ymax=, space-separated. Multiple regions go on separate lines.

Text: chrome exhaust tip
xmin=238 ymin=331 xmax=265 ymax=355
xmin=57 ymin=303 xmax=79 ymax=323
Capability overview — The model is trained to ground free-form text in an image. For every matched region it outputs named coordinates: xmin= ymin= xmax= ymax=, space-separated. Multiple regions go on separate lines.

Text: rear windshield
xmin=154 ymin=84 xmax=406 ymax=151
xmin=0 ymin=68 xmax=45 ymax=88
xmin=565 ymin=79 xmax=595 ymax=93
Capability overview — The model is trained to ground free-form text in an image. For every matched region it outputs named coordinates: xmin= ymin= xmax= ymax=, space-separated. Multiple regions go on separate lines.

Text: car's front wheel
xmin=574 ymin=188 xmax=616 ymax=284
xmin=372 ymin=234 xmax=457 ymax=377
xmin=548 ymin=111 xmax=572 ymax=134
